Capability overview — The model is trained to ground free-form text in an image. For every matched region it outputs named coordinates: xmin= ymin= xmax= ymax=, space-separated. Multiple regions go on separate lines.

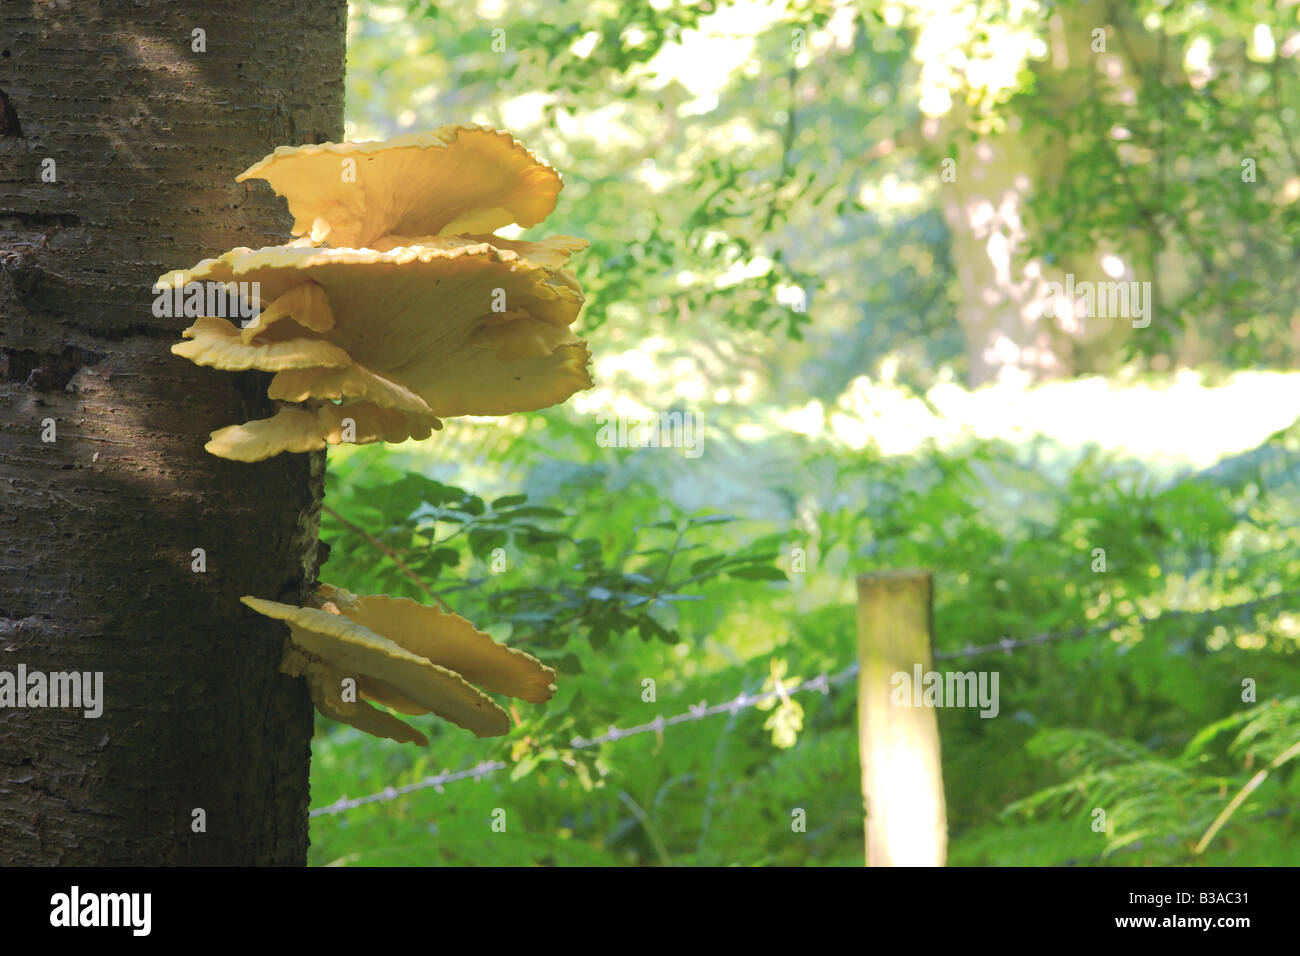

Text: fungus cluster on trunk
xmin=159 ymin=125 xmax=591 ymax=461
xmin=244 ymin=586 xmax=555 ymax=743
xmin=158 ymin=126 xmax=584 ymax=742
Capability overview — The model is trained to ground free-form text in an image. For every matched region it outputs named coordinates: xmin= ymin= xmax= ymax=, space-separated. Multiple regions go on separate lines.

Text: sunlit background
xmin=308 ymin=0 xmax=1300 ymax=866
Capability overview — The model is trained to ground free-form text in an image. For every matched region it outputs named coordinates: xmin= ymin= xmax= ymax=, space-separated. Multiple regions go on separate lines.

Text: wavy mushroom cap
xmin=163 ymin=237 xmax=591 ymax=460
xmin=203 ymin=402 xmax=443 ymax=463
xmin=235 ymin=125 xmax=564 ymax=248
xmin=164 ymin=238 xmax=591 ymax=426
xmin=243 ymin=595 xmax=510 ymax=738
xmin=243 ymin=587 xmax=556 ymax=741
xmin=316 ymin=583 xmax=557 ymax=704
xmin=370 ymin=232 xmax=590 ymax=271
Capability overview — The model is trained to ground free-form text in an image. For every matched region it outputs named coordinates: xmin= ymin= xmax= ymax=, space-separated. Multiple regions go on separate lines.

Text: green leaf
xmin=509 ymin=506 xmax=568 ymax=519
xmin=430 ymin=547 xmax=460 ymax=567
xmin=727 ymin=565 xmax=788 ymax=581
xmin=510 ymin=756 xmax=539 ymax=781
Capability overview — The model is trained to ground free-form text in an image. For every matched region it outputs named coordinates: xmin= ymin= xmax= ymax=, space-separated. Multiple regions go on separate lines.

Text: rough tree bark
xmin=0 ymin=0 xmax=346 ymax=864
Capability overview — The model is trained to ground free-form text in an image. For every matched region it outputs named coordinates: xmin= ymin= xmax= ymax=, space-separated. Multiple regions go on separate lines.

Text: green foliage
xmin=347 ymin=0 xmax=962 ymax=391
xmin=307 ymin=1 xmax=1300 ymax=867
xmin=1008 ymin=1 xmax=1300 ymax=367
xmin=323 ymin=459 xmax=786 ymax=661
xmin=988 ymin=697 xmax=1300 ymax=866
xmin=310 ymin=419 xmax=1300 ymax=866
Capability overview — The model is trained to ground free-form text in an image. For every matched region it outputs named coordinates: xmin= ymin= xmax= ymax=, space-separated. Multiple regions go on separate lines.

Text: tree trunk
xmin=0 ymin=0 xmax=345 ymax=865
xmin=932 ymin=1 xmax=1155 ymax=386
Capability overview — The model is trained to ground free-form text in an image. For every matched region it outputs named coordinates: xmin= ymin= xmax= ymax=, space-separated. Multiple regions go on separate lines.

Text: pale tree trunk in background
xmin=0 ymin=0 xmax=345 ymax=864
xmin=938 ymin=119 xmax=1073 ymax=385
xmin=931 ymin=1 xmax=1161 ymax=386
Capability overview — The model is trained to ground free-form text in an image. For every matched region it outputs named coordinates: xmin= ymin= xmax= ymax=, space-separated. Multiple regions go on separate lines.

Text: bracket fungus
xmin=160 ymin=124 xmax=591 ymax=461
xmin=243 ymin=585 xmax=557 ymax=743
xmin=156 ymin=126 xmax=585 ymax=744
xmin=235 ymin=125 xmax=564 ymax=248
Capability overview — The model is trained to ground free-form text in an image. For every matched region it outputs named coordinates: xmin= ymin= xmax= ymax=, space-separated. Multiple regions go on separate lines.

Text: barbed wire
xmin=309 ymin=663 xmax=860 ymax=817
xmin=567 ymin=663 xmax=860 ymax=748
xmin=310 ymin=588 xmax=1297 ymax=818
xmin=933 ymin=587 xmax=1299 ymax=661
xmin=309 ymin=761 xmax=511 ymax=817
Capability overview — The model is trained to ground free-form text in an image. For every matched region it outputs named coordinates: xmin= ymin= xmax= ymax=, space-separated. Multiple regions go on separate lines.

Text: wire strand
xmin=310 ymin=588 xmax=1298 ymax=818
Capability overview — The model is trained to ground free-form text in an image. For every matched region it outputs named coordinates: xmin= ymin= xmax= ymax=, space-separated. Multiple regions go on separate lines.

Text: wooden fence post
xmin=856 ymin=569 xmax=947 ymax=866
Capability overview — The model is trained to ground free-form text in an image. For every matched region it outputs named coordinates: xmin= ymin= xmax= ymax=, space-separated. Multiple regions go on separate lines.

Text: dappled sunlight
xmin=639 ymin=0 xmax=791 ymax=100
xmin=560 ymin=320 xmax=1300 ymax=475
xmin=11 ymin=0 xmax=1300 ymax=876
xmin=898 ymin=0 xmax=1048 ymax=118
xmin=287 ymin=0 xmax=1300 ymax=871
xmin=857 ymin=173 xmax=929 ymax=215
xmin=826 ymin=371 xmax=1300 ymax=470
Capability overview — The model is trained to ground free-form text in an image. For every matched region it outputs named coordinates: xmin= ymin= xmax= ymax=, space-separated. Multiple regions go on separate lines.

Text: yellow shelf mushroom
xmin=161 ymin=126 xmax=590 ymax=462
xmin=235 ymin=124 xmax=564 ymax=249
xmin=159 ymin=127 xmax=581 ymax=743
xmin=162 ymin=238 xmax=590 ymax=460
xmin=159 ymin=125 xmax=592 ymax=463
xmin=244 ymin=585 xmax=557 ymax=743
